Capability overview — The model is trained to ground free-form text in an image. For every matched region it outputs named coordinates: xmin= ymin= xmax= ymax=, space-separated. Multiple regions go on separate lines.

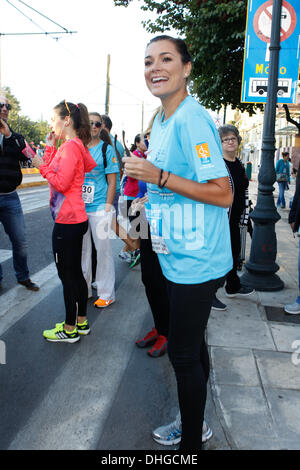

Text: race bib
xmin=82 ymin=184 xmax=95 ymax=204
xmin=146 ymin=203 xmax=170 ymax=255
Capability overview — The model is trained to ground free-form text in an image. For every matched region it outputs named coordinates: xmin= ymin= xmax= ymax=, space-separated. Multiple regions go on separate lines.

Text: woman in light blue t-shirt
xmin=124 ymin=35 xmax=233 ymax=451
xmin=81 ymin=113 xmax=118 ymax=309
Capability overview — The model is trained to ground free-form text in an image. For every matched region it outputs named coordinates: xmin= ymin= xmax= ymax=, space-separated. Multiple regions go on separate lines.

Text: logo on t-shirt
xmin=195 ymin=142 xmax=212 ymax=165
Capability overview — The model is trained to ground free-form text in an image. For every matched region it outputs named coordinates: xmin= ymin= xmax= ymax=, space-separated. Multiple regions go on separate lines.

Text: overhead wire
xmin=5 ymin=0 xmax=61 ymax=41
xmin=16 ymin=0 xmax=68 ymax=32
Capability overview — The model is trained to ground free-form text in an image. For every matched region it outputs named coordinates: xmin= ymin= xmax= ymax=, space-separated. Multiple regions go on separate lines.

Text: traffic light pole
xmin=240 ymin=0 xmax=284 ymax=291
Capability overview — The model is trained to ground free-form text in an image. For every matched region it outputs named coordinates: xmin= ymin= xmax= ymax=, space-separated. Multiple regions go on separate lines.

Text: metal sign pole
xmin=241 ymin=0 xmax=284 ymax=291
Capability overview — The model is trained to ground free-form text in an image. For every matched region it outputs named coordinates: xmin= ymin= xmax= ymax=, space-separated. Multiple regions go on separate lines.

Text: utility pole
xmin=105 ymin=54 xmax=111 ymax=115
xmin=240 ymin=0 xmax=284 ymax=291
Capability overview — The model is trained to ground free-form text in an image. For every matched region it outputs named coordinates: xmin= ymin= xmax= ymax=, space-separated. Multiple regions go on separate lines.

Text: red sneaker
xmin=147 ymin=335 xmax=167 ymax=358
xmin=136 ymin=327 xmax=158 ymax=348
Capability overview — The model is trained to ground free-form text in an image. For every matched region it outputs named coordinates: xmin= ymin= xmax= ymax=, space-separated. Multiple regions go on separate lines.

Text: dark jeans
xmin=225 ymin=221 xmax=241 ymax=294
xmin=166 ymin=276 xmax=225 ymax=451
xmin=52 ymin=221 xmax=88 ymax=326
xmin=0 ymin=191 xmax=29 ymax=282
xmin=277 ymin=181 xmax=287 ymax=208
xmin=140 ymin=226 xmax=169 ymax=338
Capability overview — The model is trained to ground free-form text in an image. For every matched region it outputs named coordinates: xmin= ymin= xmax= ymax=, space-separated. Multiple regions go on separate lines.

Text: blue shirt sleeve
xmin=178 ymin=110 xmax=228 ymax=182
xmin=105 ymin=144 xmax=119 ymax=175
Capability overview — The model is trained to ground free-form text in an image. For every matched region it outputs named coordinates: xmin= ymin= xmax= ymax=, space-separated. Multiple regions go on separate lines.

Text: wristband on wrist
xmin=161 ymin=171 xmax=171 ymax=188
xmin=158 ymin=169 xmax=171 ymax=188
xmin=158 ymin=168 xmax=164 ymax=188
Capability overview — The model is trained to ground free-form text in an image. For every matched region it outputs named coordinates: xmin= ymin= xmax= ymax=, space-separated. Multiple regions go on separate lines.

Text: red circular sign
xmin=253 ymin=0 xmax=297 ymax=43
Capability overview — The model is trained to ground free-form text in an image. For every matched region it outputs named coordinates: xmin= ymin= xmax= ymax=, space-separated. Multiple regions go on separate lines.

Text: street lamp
xmin=240 ymin=0 xmax=284 ymax=291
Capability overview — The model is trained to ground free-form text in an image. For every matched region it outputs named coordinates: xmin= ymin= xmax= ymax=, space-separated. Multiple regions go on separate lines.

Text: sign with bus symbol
xmin=249 ymin=77 xmax=292 ymax=98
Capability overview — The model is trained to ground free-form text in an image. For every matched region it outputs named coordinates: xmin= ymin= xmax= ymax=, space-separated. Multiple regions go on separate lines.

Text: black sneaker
xmin=226 ymin=286 xmax=254 ymax=298
xmin=211 ymin=297 xmax=227 ymax=311
xmin=18 ymin=279 xmax=39 ymax=291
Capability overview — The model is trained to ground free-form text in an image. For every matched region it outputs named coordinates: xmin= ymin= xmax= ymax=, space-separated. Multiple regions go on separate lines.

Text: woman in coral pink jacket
xmin=32 ymin=101 xmax=96 ymax=343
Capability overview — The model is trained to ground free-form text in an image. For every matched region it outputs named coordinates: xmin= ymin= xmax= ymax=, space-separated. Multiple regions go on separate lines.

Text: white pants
xmin=82 ymin=210 xmax=115 ymax=301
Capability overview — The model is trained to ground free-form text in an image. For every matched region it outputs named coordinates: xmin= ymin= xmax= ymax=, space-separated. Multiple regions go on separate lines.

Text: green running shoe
xmin=77 ymin=319 xmax=91 ymax=335
xmin=129 ymin=249 xmax=141 ymax=269
xmin=43 ymin=321 xmax=80 ymax=343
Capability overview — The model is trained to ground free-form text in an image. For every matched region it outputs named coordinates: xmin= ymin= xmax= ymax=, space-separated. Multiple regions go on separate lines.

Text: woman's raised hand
xmin=123 ymin=155 xmax=160 ymax=185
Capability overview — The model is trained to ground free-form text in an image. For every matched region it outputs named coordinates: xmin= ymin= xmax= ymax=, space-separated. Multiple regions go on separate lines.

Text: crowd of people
xmin=0 ymin=34 xmax=299 ymax=451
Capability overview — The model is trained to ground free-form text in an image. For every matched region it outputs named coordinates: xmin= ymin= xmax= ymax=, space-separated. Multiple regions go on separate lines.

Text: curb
xmin=18 ymin=181 xmax=48 ymax=189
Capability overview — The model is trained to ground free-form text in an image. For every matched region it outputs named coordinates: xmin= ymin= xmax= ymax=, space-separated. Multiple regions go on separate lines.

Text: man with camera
xmin=0 ymin=94 xmax=39 ymax=291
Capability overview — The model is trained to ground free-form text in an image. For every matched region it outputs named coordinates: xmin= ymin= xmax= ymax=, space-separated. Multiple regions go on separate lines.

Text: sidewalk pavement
xmin=206 ymin=177 xmax=300 ymax=450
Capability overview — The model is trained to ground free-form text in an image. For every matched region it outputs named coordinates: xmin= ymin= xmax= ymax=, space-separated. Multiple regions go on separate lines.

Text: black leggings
xmin=225 ymin=221 xmax=241 ymax=294
xmin=140 ymin=226 xmax=169 ymax=338
xmin=52 ymin=221 xmax=88 ymax=326
xmin=166 ymin=276 xmax=225 ymax=451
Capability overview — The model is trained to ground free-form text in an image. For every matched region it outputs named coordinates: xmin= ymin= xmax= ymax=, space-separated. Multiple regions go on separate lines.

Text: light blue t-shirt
xmin=110 ymin=133 xmax=124 ymax=193
xmin=84 ymin=141 xmax=119 ymax=213
xmin=146 ymin=95 xmax=233 ymax=284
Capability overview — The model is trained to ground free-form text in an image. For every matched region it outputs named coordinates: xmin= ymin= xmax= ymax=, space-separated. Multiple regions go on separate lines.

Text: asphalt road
xmin=0 ymin=186 xmax=179 ymax=452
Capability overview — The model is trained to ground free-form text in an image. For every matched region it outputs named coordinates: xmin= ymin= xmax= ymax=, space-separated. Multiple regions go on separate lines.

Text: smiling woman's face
xmin=144 ymin=40 xmax=191 ymax=101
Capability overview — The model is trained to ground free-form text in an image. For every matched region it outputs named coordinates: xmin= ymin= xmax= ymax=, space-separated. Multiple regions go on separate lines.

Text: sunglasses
xmin=0 ymin=103 xmax=11 ymax=110
xmin=90 ymin=121 xmax=102 ymax=128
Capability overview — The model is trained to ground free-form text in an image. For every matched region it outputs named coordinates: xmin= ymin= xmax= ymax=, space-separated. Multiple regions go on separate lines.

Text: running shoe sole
xmin=284 ymin=309 xmax=300 ymax=315
xmin=94 ymin=299 xmax=115 ymax=308
xmin=225 ymin=290 xmax=254 ymax=298
xmin=152 ymin=427 xmax=213 ymax=446
xmin=152 ymin=434 xmax=181 ymax=446
xmin=77 ymin=327 xmax=91 ymax=335
xmin=44 ymin=335 xmax=80 ymax=343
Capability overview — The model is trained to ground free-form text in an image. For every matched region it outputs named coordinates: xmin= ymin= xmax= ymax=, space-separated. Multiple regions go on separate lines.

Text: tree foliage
xmin=114 ymin=0 xmax=262 ymax=115
xmin=2 ymin=87 xmax=50 ymax=145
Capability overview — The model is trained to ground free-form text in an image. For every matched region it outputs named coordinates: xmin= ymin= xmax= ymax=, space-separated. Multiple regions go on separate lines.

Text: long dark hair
xmin=55 ymin=100 xmax=91 ymax=147
xmin=130 ymin=134 xmax=142 ymax=152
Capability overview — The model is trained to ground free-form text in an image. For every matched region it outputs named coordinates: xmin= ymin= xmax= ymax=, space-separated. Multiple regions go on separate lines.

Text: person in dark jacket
xmin=284 ymin=180 xmax=300 ymax=314
xmin=0 ymin=94 xmax=39 ymax=291
xmin=212 ymin=124 xmax=254 ymax=311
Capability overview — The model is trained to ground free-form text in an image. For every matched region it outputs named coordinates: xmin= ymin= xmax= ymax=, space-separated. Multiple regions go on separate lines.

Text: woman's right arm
xmin=123 ymin=156 xmax=233 ymax=208
xmin=39 ymin=143 xmax=77 ymax=193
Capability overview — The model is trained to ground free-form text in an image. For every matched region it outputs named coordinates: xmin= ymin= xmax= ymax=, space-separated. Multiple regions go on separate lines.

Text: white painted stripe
xmin=0 ymin=249 xmax=12 ymax=263
xmin=8 ymin=268 xmax=146 ymax=450
xmin=0 ymin=262 xmax=60 ymax=337
xmin=18 ymin=187 xmax=50 ymax=214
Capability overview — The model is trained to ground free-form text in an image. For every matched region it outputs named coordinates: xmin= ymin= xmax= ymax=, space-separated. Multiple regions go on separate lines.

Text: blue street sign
xmin=241 ymin=0 xmax=300 ymax=103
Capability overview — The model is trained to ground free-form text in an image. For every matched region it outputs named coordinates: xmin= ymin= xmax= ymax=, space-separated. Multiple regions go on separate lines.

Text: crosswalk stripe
xmin=0 ymin=249 xmax=12 ymax=263
xmin=0 ymin=263 xmax=60 ymax=337
xmin=8 ymin=268 xmax=147 ymax=450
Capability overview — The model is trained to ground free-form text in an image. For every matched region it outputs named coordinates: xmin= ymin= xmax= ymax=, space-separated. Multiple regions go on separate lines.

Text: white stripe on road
xmin=18 ymin=187 xmax=50 ymax=214
xmin=8 ymin=268 xmax=147 ymax=450
xmin=0 ymin=249 xmax=12 ymax=263
xmin=0 ymin=262 xmax=59 ymax=337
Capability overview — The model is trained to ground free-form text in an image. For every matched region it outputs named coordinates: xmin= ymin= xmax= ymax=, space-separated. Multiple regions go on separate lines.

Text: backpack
xmin=102 ymin=142 xmax=108 ymax=169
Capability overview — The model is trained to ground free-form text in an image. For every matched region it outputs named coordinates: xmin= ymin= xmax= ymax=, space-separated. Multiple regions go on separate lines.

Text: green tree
xmin=2 ymin=86 xmax=50 ymax=145
xmin=114 ymin=0 xmax=261 ymax=115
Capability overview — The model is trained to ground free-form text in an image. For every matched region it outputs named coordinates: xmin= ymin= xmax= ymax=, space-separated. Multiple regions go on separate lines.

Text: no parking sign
xmin=241 ymin=0 xmax=300 ymax=103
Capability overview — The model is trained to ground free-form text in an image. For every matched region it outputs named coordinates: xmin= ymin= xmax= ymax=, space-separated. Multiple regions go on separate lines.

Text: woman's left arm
xmin=123 ymin=156 xmax=233 ymax=208
xmin=105 ymin=173 xmax=117 ymax=212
